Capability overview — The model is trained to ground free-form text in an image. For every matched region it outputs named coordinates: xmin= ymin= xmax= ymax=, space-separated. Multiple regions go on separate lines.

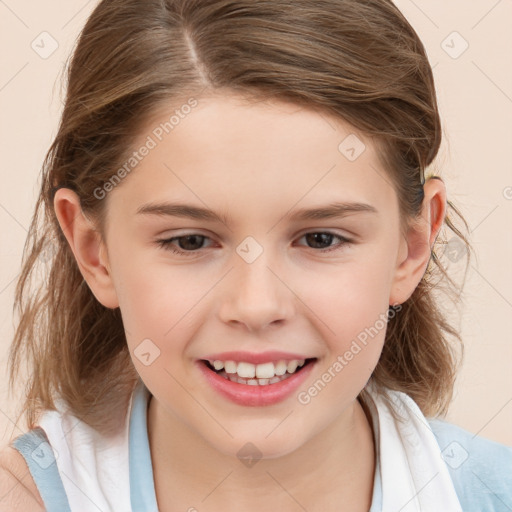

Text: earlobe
xmin=53 ymin=188 xmax=119 ymax=309
xmin=389 ymin=178 xmax=447 ymax=305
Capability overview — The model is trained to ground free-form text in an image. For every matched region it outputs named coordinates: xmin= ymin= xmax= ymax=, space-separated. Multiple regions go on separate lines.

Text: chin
xmin=205 ymin=428 xmax=306 ymax=462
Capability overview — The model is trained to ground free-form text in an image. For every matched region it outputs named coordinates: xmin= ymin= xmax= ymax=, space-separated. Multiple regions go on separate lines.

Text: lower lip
xmin=197 ymin=359 xmax=316 ymax=407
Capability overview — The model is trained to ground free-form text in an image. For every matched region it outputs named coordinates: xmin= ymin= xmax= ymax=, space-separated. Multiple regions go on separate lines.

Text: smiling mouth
xmin=201 ymin=358 xmax=317 ymax=386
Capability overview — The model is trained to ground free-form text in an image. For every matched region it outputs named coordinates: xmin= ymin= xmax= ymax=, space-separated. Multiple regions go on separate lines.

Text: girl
xmin=1 ymin=0 xmax=511 ymax=511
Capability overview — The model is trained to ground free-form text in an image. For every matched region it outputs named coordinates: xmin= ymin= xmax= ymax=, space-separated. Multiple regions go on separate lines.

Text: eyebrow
xmin=136 ymin=201 xmax=378 ymax=225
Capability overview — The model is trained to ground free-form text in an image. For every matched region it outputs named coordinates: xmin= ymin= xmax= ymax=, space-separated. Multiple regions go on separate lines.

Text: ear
xmin=389 ymin=177 xmax=447 ymax=305
xmin=53 ymin=187 xmax=119 ymax=309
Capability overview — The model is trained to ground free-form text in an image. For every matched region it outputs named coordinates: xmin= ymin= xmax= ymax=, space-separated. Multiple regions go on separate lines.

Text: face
xmin=100 ymin=92 xmax=406 ymax=458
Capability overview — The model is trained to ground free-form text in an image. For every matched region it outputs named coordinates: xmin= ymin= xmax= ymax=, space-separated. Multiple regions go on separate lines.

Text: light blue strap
xmin=11 ymin=427 xmax=72 ymax=512
xmin=129 ymin=379 xmax=159 ymax=512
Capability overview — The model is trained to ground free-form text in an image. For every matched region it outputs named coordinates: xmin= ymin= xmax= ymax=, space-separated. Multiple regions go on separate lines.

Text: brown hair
xmin=8 ymin=0 xmax=472 ymax=436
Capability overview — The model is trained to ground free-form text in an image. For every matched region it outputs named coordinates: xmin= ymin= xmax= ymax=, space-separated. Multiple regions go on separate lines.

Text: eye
xmin=156 ymin=234 xmax=213 ymax=256
xmin=296 ymin=231 xmax=352 ymax=253
xmin=156 ymin=231 xmax=352 ymax=256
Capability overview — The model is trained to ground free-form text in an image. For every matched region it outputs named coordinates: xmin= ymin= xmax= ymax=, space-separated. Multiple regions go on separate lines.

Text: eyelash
xmin=155 ymin=231 xmax=353 ymax=257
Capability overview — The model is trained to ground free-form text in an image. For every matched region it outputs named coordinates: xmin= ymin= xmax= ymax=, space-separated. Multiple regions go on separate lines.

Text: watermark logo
xmin=442 ymin=236 xmax=467 ymax=263
xmin=441 ymin=441 xmax=469 ymax=469
xmin=237 ymin=442 xmax=263 ymax=468
xmin=338 ymin=134 xmax=366 ymax=162
xmin=134 ymin=338 xmax=161 ymax=366
xmin=236 ymin=236 xmax=264 ymax=264
xmin=31 ymin=31 xmax=59 ymax=59
xmin=441 ymin=31 xmax=469 ymax=59
xmin=31 ymin=441 xmax=58 ymax=469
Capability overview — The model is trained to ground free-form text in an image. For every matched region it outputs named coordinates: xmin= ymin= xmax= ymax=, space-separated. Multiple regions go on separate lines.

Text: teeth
xmin=207 ymin=358 xmax=309 ymax=381
xmin=237 ymin=362 xmax=256 ymax=378
xmin=287 ymin=360 xmax=298 ymax=373
xmin=223 ymin=371 xmax=294 ymax=386
xmin=224 ymin=361 xmax=237 ymax=373
xmin=213 ymin=360 xmax=224 ymax=371
xmin=274 ymin=361 xmax=288 ymax=376
xmin=255 ymin=362 xmax=275 ymax=379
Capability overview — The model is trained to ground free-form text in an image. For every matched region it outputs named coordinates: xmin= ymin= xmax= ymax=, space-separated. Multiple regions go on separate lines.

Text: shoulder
xmin=0 ymin=443 xmax=45 ymax=511
xmin=428 ymin=418 xmax=512 ymax=511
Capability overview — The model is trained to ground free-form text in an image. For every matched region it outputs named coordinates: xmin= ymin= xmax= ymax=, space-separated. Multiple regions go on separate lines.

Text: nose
xmin=217 ymin=251 xmax=295 ymax=332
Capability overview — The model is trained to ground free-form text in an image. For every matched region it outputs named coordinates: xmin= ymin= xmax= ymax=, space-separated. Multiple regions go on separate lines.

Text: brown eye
xmin=298 ymin=232 xmax=352 ymax=253
xmin=156 ymin=234 xmax=211 ymax=256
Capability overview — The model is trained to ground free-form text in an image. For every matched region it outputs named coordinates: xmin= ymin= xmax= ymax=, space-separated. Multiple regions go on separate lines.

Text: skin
xmin=54 ymin=92 xmax=446 ymax=511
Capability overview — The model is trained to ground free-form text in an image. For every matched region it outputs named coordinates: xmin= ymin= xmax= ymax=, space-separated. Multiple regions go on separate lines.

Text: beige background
xmin=1 ymin=0 xmax=511 ymax=448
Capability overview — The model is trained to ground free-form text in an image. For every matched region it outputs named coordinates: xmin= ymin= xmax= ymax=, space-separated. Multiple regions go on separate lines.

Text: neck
xmin=147 ymin=394 xmax=376 ymax=511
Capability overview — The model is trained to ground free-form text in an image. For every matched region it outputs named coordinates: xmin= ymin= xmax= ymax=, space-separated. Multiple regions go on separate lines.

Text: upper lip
xmin=201 ymin=351 xmax=317 ymax=365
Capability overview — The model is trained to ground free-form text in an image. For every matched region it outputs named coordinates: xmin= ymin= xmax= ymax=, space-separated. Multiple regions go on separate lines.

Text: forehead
xmin=105 ymin=92 xmax=397 ymax=225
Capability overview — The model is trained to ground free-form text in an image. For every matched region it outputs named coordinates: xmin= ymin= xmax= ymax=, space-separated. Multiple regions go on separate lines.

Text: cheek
xmin=293 ymin=254 xmax=393 ymax=404
xmin=301 ymin=255 xmax=393 ymax=342
xmin=110 ymin=257 xmax=228 ymax=395
xmin=110 ymin=243 xmax=202 ymax=334
xmin=111 ymin=260 xmax=201 ymax=396
xmin=295 ymin=263 xmax=391 ymax=411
